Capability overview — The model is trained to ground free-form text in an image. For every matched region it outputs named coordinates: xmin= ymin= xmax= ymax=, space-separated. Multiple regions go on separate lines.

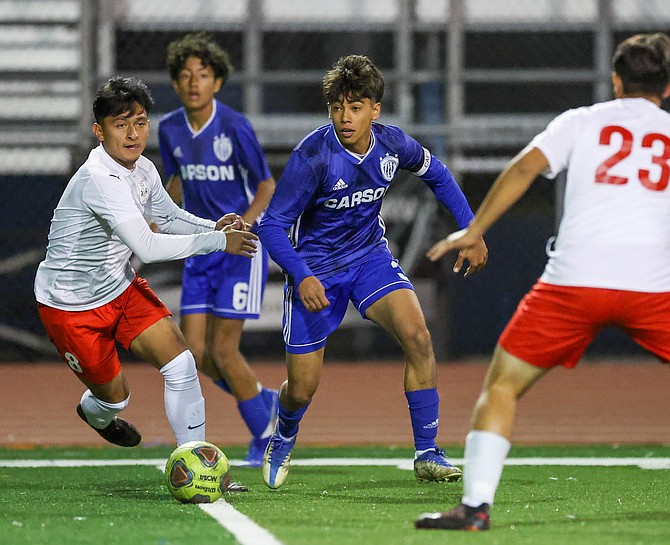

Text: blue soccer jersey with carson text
xmin=258 ymin=122 xmax=474 ymax=287
xmin=158 ymin=99 xmax=272 ymax=220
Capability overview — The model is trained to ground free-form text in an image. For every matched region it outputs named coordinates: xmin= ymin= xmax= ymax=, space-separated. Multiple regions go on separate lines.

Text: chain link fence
xmin=1 ymin=0 xmax=669 ymax=360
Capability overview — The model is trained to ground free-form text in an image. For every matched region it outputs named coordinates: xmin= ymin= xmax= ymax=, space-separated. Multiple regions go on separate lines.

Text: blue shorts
xmin=283 ymin=250 xmax=414 ymax=354
xmin=180 ymin=244 xmax=268 ymax=320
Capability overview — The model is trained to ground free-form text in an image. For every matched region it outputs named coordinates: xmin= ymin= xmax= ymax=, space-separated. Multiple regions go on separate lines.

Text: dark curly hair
xmin=92 ymin=76 xmax=154 ymax=124
xmin=613 ymin=33 xmax=670 ymax=96
xmin=322 ymin=55 xmax=384 ymax=104
xmin=166 ymin=31 xmax=233 ymax=85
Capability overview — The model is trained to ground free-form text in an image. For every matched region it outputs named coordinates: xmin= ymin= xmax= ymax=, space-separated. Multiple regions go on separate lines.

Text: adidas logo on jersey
xmin=332 ymin=178 xmax=349 ymax=191
xmin=173 ymin=146 xmax=183 ymax=158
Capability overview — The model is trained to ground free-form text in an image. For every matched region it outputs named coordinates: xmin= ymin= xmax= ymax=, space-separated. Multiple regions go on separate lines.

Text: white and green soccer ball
xmin=165 ymin=441 xmax=230 ymax=503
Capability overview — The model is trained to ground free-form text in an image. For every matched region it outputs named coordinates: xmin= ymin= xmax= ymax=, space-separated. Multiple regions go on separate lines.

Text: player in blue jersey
xmin=257 ymin=54 xmax=488 ymax=489
xmin=158 ymin=32 xmax=277 ymax=466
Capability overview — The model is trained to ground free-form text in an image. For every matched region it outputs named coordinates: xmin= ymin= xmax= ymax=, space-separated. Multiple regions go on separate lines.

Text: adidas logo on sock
xmin=332 ymin=178 xmax=348 ymax=191
xmin=423 ymin=418 xmax=439 ymax=430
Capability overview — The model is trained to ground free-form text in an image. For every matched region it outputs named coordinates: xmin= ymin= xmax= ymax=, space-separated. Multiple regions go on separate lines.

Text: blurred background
xmin=2 ymin=0 xmax=669 ymax=363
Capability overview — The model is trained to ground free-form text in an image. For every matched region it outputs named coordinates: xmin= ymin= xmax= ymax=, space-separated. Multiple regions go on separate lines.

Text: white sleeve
xmin=114 ymin=217 xmax=227 ymax=264
xmin=528 ymin=108 xmax=584 ymax=179
xmin=154 ymin=205 xmax=218 ymax=235
xmin=148 ymin=175 xmax=217 ymax=234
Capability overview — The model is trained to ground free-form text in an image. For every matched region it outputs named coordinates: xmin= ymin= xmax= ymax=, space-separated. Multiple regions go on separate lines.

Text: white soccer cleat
xmin=262 ymin=432 xmax=296 ymax=489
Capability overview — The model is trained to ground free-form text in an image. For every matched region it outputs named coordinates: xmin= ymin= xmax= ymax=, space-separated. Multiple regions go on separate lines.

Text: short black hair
xmin=613 ymin=33 xmax=670 ymax=96
xmin=322 ymin=55 xmax=385 ymax=105
xmin=166 ymin=31 xmax=233 ymax=84
xmin=92 ymin=76 xmax=154 ymax=124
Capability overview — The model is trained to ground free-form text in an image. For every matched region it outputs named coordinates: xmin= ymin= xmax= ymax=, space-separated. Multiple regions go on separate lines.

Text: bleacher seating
xmin=0 ymin=0 xmax=82 ymax=174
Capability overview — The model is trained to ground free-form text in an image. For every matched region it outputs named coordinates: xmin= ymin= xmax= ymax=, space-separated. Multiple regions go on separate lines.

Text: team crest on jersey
xmin=380 ymin=153 xmax=399 ymax=181
xmin=137 ymin=179 xmax=149 ymax=204
xmin=213 ymin=133 xmax=233 ymax=162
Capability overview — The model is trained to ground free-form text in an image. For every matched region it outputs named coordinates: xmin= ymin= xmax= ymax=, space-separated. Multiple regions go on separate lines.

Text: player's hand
xmin=427 ymin=228 xmax=488 ymax=277
xmin=215 ymin=213 xmax=252 ymax=231
xmin=298 ymin=276 xmax=330 ymax=312
xmin=222 ymin=227 xmax=258 ymax=258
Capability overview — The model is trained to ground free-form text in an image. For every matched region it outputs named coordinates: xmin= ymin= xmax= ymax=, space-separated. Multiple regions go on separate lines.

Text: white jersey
xmin=35 ymin=145 xmax=226 ymax=310
xmin=531 ymin=97 xmax=670 ymax=292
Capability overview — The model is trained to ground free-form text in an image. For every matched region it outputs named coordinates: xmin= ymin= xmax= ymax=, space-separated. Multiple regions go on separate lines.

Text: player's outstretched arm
xmin=427 ymin=146 xmax=549 ymax=264
xmin=298 ymin=276 xmax=330 ymax=312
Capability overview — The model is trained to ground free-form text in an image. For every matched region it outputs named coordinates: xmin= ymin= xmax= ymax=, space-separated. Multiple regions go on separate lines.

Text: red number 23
xmin=595 ymin=125 xmax=670 ymax=191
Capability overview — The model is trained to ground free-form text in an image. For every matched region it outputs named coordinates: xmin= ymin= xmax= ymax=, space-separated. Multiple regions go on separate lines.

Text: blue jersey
xmin=158 ymin=99 xmax=272 ymax=220
xmin=258 ymin=122 xmax=474 ymax=287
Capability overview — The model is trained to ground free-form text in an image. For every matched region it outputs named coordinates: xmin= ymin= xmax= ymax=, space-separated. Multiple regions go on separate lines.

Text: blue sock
xmin=277 ymin=399 xmax=310 ymax=439
xmin=214 ymin=378 xmax=232 ymax=395
xmin=238 ymin=392 xmax=272 ymax=438
xmin=405 ymin=388 xmax=439 ymax=451
xmin=260 ymin=387 xmax=278 ymax=411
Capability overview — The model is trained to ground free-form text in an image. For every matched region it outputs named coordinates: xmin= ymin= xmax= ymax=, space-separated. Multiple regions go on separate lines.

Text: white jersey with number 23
xmin=530 ymin=97 xmax=670 ymax=292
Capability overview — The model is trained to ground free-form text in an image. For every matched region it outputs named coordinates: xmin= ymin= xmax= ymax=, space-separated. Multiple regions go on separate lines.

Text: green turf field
xmin=1 ymin=445 xmax=669 ymax=545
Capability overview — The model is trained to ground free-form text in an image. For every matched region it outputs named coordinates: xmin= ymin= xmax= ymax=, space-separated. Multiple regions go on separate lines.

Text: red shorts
xmin=38 ymin=276 xmax=171 ymax=385
xmin=499 ymin=281 xmax=670 ymax=368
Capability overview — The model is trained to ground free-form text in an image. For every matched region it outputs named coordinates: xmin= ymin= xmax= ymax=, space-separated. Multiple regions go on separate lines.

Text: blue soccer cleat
xmin=413 ymin=447 xmax=462 ymax=482
xmin=262 ymin=431 xmax=296 ymax=489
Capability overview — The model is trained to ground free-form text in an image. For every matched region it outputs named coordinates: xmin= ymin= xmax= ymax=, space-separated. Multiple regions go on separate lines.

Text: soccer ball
xmin=165 ymin=441 xmax=230 ymax=503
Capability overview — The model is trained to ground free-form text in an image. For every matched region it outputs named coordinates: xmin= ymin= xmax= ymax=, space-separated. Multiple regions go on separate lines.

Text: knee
xmin=402 ymin=324 xmax=434 ymax=358
xmin=210 ymin=340 xmax=241 ymax=367
xmin=285 ymin=381 xmax=317 ymax=407
xmin=477 ymin=381 xmax=518 ymax=410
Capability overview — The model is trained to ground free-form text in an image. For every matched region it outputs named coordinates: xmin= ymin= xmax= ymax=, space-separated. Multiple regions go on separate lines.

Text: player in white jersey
xmin=34 ymin=76 xmax=257 ymax=453
xmin=415 ymin=33 xmax=670 ymax=531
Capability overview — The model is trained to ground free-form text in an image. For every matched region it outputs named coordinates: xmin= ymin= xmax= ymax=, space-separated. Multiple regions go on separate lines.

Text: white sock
xmin=462 ymin=430 xmax=511 ymax=507
xmin=80 ymin=390 xmax=129 ymax=429
xmin=160 ymin=350 xmax=206 ymax=445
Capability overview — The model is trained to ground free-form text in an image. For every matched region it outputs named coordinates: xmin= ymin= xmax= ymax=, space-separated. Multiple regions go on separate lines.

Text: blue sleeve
xmin=419 ymin=154 xmax=474 ymax=229
xmin=257 ymin=150 xmax=319 ymax=286
xmin=258 ymin=213 xmax=314 ymax=286
xmin=398 ymin=130 xmax=474 ymax=229
xmin=235 ymin=118 xmax=273 ymax=187
xmin=158 ymin=121 xmax=179 ymax=180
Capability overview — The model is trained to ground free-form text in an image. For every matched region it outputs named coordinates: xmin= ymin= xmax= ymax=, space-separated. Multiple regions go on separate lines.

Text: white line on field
xmin=2 ymin=457 xmax=669 ymax=470
xmin=200 ymin=501 xmax=285 ymax=545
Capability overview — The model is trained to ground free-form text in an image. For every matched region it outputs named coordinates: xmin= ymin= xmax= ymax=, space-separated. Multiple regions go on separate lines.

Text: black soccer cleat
xmin=77 ymin=404 xmax=141 ymax=447
xmin=415 ymin=502 xmax=490 ymax=531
